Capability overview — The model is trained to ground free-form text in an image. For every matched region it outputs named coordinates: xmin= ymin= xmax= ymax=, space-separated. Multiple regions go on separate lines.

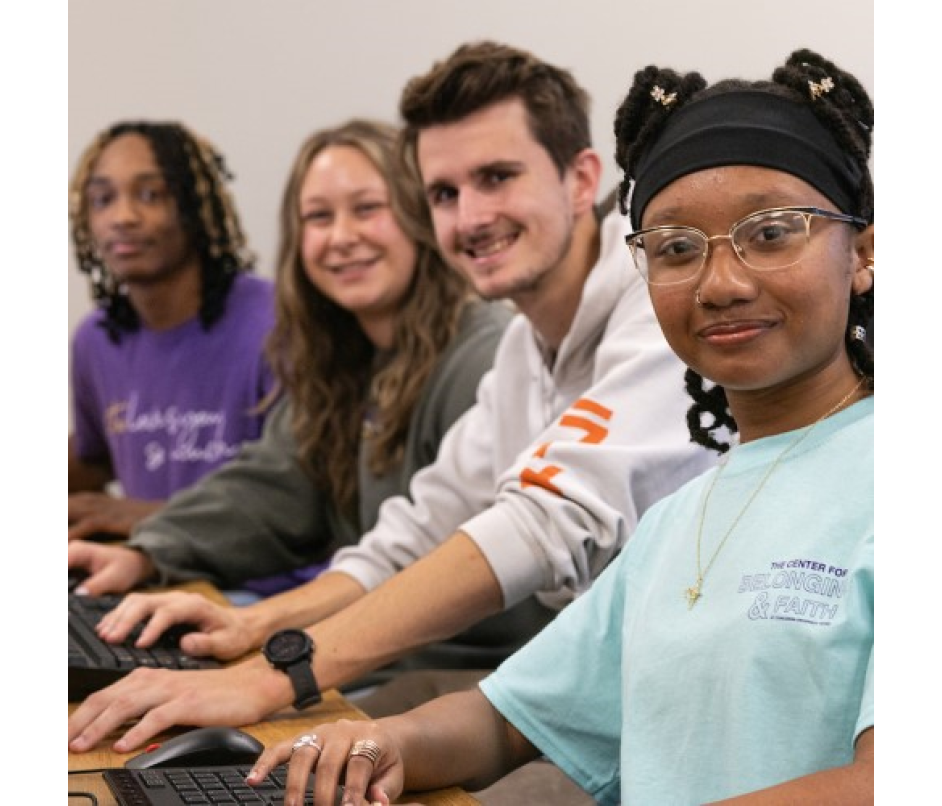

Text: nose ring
xmin=695 ymin=288 xmax=704 ymax=307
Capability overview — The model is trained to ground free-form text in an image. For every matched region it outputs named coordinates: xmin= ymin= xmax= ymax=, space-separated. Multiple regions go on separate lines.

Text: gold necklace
xmin=685 ymin=376 xmax=866 ymax=609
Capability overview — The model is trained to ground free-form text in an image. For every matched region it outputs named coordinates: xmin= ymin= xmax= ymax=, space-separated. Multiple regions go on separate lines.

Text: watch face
xmin=267 ymin=630 xmax=309 ymax=661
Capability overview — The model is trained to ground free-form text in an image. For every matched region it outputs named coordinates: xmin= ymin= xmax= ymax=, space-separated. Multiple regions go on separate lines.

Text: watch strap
xmin=286 ymin=658 xmax=321 ymax=710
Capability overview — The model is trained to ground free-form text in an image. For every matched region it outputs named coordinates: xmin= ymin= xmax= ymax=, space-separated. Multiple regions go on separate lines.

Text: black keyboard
xmin=103 ymin=765 xmax=342 ymax=805
xmin=68 ymin=568 xmax=89 ymax=593
xmin=69 ymin=593 xmax=220 ymax=701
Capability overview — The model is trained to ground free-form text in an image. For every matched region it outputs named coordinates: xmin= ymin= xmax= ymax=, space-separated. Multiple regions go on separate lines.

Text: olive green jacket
xmin=131 ymin=299 xmax=514 ymax=590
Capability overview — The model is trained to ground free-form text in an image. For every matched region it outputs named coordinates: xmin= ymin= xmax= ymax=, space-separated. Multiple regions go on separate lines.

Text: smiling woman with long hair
xmin=267 ymin=120 xmax=480 ymax=530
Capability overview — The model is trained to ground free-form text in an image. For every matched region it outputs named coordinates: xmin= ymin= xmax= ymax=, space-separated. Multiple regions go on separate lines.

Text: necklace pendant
xmin=685 ymin=583 xmax=702 ymax=609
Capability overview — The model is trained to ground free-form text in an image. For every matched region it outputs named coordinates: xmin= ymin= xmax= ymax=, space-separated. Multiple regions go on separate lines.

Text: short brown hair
xmin=399 ymin=40 xmax=592 ymax=177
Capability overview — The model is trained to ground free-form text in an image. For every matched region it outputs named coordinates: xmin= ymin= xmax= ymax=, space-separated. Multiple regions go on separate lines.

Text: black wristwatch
xmin=262 ymin=629 xmax=322 ymax=710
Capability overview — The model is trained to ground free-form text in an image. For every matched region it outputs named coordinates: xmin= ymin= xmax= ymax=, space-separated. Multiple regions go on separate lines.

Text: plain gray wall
xmin=68 ymin=0 xmax=874 ymax=366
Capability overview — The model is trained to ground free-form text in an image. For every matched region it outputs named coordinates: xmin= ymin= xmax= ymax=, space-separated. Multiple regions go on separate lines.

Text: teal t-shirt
xmin=482 ymin=397 xmax=873 ymax=805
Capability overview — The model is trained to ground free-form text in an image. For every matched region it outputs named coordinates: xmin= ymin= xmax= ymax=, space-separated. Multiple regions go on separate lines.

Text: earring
xmin=695 ymin=289 xmax=704 ymax=307
xmin=850 ymin=324 xmax=867 ymax=343
xmin=865 ymin=258 xmax=874 ymax=273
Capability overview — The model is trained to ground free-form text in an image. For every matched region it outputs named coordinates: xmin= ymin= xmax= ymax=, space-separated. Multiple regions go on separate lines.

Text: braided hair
xmin=69 ymin=121 xmax=255 ymax=342
xmin=614 ymin=49 xmax=874 ymax=454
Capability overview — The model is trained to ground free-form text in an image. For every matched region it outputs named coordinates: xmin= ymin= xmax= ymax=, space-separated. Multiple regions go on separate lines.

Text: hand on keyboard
xmin=69 ymin=656 xmax=285 ymax=755
xmin=69 ymin=593 xmax=221 ymax=701
xmin=250 ymin=719 xmax=401 ymax=806
xmin=95 ymin=590 xmax=257 ymax=661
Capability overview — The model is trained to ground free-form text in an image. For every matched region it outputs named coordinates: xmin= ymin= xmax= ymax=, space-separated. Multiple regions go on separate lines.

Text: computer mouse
xmin=124 ymin=726 xmax=264 ymax=770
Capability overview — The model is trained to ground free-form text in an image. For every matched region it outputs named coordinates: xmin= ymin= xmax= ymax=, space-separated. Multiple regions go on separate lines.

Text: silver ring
xmin=348 ymin=738 xmax=381 ymax=765
xmin=290 ymin=734 xmax=323 ymax=756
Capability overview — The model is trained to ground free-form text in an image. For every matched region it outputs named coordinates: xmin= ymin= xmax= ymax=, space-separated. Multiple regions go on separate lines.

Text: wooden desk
xmin=69 ymin=583 xmax=478 ymax=805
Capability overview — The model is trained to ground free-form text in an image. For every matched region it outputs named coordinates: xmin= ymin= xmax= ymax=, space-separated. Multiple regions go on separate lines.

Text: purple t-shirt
xmin=70 ymin=273 xmax=276 ymax=501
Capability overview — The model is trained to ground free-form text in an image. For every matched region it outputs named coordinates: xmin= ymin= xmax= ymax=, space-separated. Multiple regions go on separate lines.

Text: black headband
xmin=629 ymin=90 xmax=863 ymax=228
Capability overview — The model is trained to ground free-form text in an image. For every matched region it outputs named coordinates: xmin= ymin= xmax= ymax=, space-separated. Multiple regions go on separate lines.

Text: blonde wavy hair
xmin=268 ymin=119 xmax=471 ymax=517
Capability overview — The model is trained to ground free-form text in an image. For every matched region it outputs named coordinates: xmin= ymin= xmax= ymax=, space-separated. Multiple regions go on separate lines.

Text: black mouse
xmin=124 ymin=726 xmax=264 ymax=769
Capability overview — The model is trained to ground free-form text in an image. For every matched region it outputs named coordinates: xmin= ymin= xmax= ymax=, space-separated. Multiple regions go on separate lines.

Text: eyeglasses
xmin=624 ymin=206 xmax=868 ymax=286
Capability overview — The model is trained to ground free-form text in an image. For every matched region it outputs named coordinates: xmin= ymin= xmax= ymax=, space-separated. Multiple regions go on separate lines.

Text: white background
xmin=67 ymin=0 xmax=875 ymax=349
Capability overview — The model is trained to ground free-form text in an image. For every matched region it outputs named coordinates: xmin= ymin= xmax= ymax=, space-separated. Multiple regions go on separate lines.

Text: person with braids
xmin=69 ymin=44 xmax=711 ymax=793
xmin=68 ymin=121 xmax=276 ymax=543
xmin=247 ymin=48 xmax=875 ymax=805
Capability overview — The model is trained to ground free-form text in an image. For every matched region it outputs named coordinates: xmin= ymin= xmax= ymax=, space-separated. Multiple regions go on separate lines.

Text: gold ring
xmin=290 ymin=734 xmax=323 ymax=756
xmin=348 ymin=738 xmax=381 ymax=765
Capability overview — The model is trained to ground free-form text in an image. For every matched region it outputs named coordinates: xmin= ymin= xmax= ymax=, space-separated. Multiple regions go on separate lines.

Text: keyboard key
xmin=69 ymin=593 xmax=220 ymax=701
xmin=103 ymin=765 xmax=341 ymax=805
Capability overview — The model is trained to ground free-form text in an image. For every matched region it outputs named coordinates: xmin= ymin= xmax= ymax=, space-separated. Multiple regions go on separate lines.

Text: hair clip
xmin=651 ymin=85 xmax=677 ymax=108
xmin=808 ymin=75 xmax=834 ymax=100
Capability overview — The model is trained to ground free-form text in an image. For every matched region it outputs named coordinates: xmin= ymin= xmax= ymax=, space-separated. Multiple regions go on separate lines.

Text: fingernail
xmin=75 ymin=586 xmax=89 ymax=596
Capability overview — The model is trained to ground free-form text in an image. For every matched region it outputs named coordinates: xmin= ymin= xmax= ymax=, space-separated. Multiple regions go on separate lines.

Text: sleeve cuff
xmin=460 ymin=504 xmax=548 ymax=609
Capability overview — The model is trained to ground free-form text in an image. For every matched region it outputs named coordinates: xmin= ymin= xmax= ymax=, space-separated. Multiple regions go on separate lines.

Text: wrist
xmin=240 ymin=603 xmax=276 ymax=650
xmin=124 ymin=546 xmax=158 ymax=586
xmin=249 ymin=654 xmax=297 ymax=712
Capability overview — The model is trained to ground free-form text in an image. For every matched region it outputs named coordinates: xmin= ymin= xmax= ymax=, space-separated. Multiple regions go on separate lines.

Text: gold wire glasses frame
xmin=624 ymin=206 xmax=868 ymax=286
